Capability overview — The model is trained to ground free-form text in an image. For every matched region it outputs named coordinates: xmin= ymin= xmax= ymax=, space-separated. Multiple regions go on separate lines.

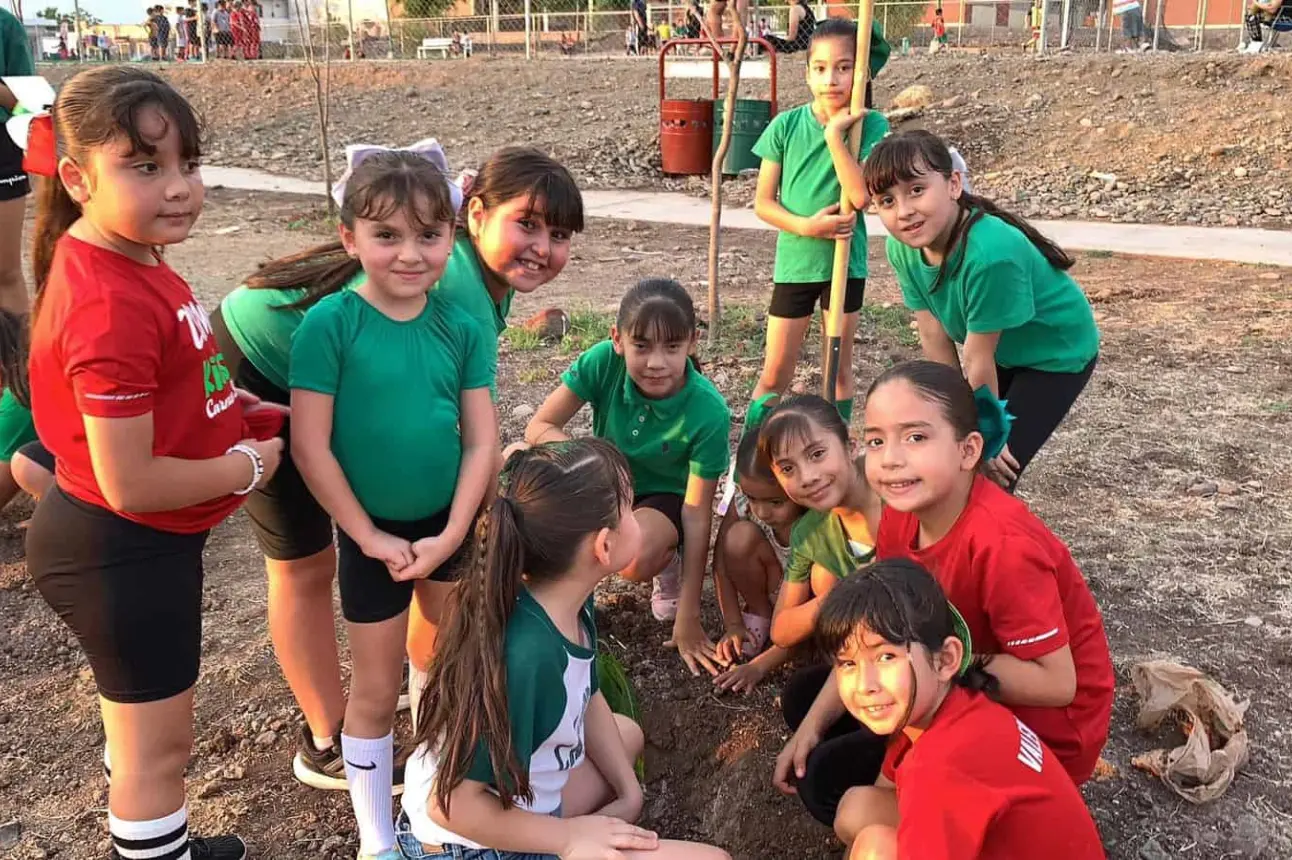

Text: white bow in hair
xmin=330 ymin=138 xmax=463 ymax=213
xmin=3 ymin=76 xmax=56 ymax=150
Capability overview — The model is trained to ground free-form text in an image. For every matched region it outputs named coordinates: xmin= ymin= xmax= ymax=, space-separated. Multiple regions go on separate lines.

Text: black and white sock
xmin=109 ymin=805 xmax=190 ymax=860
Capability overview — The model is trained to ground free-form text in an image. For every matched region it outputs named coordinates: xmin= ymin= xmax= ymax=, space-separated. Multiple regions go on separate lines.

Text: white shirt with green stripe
xmin=401 ymin=590 xmax=599 ymax=849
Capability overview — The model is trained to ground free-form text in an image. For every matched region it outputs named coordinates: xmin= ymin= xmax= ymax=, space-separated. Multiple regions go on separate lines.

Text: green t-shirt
xmin=752 ymin=104 xmax=890 ymax=283
xmin=289 ymin=289 xmax=491 ymax=521
xmin=561 ymin=340 xmax=731 ymax=497
xmin=888 ymin=213 xmax=1100 ymax=373
xmin=0 ymin=386 xmax=36 ymax=461
xmin=0 ymin=10 xmax=34 ymax=124
xmin=438 ymin=234 xmax=513 ymax=399
xmin=400 ymin=591 xmax=599 ymax=849
xmin=784 ymin=508 xmax=876 ymax=584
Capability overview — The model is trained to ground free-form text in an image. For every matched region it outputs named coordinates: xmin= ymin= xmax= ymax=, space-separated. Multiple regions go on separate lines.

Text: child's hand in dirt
xmin=391 ymin=533 xmax=458 ymax=582
xmin=715 ymin=624 xmax=750 ymax=668
xmin=666 ymin=614 xmax=721 ymax=677
xmin=561 ymin=815 xmax=658 ymax=859
xmin=773 ymin=724 xmax=822 ymax=795
xmin=714 ymin=660 xmax=767 ymax=695
xmin=358 ymin=529 xmax=415 ymax=576
xmin=805 ymin=203 xmax=856 ymax=240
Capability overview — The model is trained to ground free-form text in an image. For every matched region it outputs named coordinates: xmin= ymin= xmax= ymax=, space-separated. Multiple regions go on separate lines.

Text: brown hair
xmin=253 ymin=150 xmax=456 ymax=310
xmin=865 ymin=360 xmax=984 ymax=469
xmin=32 ymin=66 xmax=202 ymax=321
xmin=0 ymin=310 xmax=30 ymax=408
xmin=758 ymin=394 xmax=849 ymax=464
xmin=863 ymin=130 xmax=1074 ymax=295
xmin=411 ymin=438 xmax=632 ymax=814
xmin=246 ymin=146 xmax=584 ymax=311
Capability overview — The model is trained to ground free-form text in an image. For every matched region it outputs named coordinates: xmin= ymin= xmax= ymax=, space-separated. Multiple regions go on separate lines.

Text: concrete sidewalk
xmin=203 ymin=167 xmax=1292 ymax=268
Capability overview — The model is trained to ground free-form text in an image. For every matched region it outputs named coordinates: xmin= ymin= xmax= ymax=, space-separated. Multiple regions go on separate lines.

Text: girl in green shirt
xmin=864 ymin=130 xmax=1100 ymax=489
xmin=209 ymin=145 xmax=582 ymax=796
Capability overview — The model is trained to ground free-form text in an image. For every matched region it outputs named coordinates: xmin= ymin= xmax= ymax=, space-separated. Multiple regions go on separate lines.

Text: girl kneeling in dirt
xmin=25 ymin=67 xmax=285 ymax=860
xmin=709 ymin=396 xmax=807 ymax=694
xmin=865 ymin=129 xmax=1100 ymax=490
xmin=290 ymin=150 xmax=498 ymax=860
xmin=524 ymin=280 xmax=732 ymax=678
xmin=212 ymin=145 xmax=582 ymax=795
xmin=755 ymin=395 xmax=886 ymax=832
xmin=781 ymin=360 xmax=1115 ymax=850
xmin=816 ymin=560 xmax=1106 ymax=860
xmin=402 ymin=439 xmax=732 ymax=860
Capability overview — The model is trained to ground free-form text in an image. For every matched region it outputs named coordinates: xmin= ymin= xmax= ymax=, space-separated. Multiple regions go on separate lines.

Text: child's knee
xmin=720 ymin=520 xmax=764 ymax=571
xmin=834 ymin=785 xmax=897 ymax=845
xmin=614 ymin=714 xmax=645 ymax=761
xmin=849 ymin=825 xmax=897 ymax=860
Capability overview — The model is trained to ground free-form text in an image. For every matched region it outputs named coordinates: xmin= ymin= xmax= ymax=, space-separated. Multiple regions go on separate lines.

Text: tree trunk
xmin=705 ymin=11 xmax=748 ymax=348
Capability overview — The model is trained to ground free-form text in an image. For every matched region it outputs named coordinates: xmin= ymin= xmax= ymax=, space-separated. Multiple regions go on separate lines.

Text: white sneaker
xmin=650 ymin=554 xmax=681 ymax=622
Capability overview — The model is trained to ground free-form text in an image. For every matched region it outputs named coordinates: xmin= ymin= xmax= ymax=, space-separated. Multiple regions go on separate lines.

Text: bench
xmin=417 ymin=37 xmax=453 ymax=59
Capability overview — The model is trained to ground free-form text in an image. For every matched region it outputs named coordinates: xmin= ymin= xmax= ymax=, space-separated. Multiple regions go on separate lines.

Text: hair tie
xmin=4 ymin=76 xmax=58 ymax=178
xmin=330 ymin=137 xmax=463 ymax=213
xmin=973 ymin=386 xmax=1013 ymax=461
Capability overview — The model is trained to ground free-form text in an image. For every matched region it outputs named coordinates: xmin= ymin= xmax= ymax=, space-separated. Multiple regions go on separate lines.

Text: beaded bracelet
xmin=227 ymin=443 xmax=264 ymax=496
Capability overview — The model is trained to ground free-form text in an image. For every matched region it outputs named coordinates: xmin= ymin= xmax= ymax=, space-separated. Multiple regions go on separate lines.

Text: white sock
xmin=109 ymin=805 xmax=190 ymax=860
xmin=341 ymin=732 xmax=395 ymax=855
xmin=408 ymin=663 xmax=429 ymax=729
xmin=312 ymin=733 xmax=334 ymax=753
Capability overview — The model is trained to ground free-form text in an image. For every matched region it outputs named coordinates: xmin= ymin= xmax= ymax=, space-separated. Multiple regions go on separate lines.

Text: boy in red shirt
xmin=816 ymin=559 xmax=1106 ymax=860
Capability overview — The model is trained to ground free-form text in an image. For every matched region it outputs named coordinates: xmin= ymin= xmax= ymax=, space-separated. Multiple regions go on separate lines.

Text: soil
xmin=1 ymin=188 xmax=1290 ymax=859
xmin=40 ymin=50 xmax=1292 ymax=231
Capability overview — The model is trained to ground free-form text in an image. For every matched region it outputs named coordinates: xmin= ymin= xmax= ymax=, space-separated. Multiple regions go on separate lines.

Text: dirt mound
xmin=44 ymin=50 xmax=1291 ymax=230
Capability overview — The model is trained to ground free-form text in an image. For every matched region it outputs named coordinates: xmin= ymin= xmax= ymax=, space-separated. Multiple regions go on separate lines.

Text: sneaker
xmin=188 ymin=835 xmax=248 ymax=860
xmin=740 ymin=612 xmax=772 ymax=660
xmin=650 ymin=554 xmax=681 ymax=622
xmin=292 ymin=726 xmax=409 ymax=795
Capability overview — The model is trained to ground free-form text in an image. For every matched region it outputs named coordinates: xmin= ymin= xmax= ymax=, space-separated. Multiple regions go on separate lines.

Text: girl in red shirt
xmin=860 ymin=359 xmax=1113 ymax=792
xmin=23 ymin=67 xmax=282 ymax=860
xmin=816 ymin=559 xmax=1105 ymax=860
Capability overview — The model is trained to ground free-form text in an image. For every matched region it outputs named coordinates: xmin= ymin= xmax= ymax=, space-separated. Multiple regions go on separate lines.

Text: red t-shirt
xmin=876 ymin=475 xmax=1114 ymax=784
xmin=884 ymin=687 xmax=1106 ymax=860
xmin=29 ymin=236 xmax=246 ymax=534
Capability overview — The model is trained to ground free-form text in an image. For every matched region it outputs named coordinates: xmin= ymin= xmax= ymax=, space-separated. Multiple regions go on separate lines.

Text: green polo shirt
xmin=888 ymin=213 xmax=1100 ymax=373
xmin=784 ymin=509 xmax=876 ymax=584
xmin=0 ymin=10 xmax=34 ymax=124
xmin=290 ymin=289 xmax=491 ymax=521
xmin=752 ymin=104 xmax=890 ymax=284
xmin=560 ymin=340 xmax=731 ymax=497
xmin=220 ymin=235 xmax=513 ymax=396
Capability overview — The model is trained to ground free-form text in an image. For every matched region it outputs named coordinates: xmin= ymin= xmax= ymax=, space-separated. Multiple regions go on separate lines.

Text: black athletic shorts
xmin=211 ymin=306 xmax=334 ymax=562
xmin=633 ymin=492 xmax=685 ymax=544
xmin=15 ymin=438 xmax=55 ymax=473
xmin=0 ymin=127 xmax=30 ymax=202
xmin=216 ymin=31 xmax=233 ymax=46
xmin=26 ymin=486 xmax=209 ymax=703
xmin=769 ymin=278 xmax=865 ymax=319
xmin=337 ymin=508 xmax=466 ymax=624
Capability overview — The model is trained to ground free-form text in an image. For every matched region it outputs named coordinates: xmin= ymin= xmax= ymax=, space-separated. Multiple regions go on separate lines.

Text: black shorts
xmin=633 ymin=492 xmax=684 ymax=544
xmin=337 ymin=508 xmax=464 ymax=624
xmin=769 ymin=278 xmax=865 ymax=319
xmin=26 ymin=487 xmax=208 ymax=703
xmin=216 ymin=31 xmax=233 ymax=46
xmin=0 ymin=128 xmax=30 ymax=202
xmin=211 ymin=306 xmax=334 ymax=562
xmin=15 ymin=439 xmax=55 ymax=473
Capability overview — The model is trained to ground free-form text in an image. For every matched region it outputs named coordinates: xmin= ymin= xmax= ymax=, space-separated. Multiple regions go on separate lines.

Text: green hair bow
xmin=973 ymin=386 xmax=1014 ymax=461
xmin=742 ymin=393 xmax=780 ymax=440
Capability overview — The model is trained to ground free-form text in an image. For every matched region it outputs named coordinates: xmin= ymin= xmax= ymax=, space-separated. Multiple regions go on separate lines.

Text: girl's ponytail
xmin=418 ymin=495 xmax=529 ymax=814
xmin=31 ymin=176 xmax=82 ymax=319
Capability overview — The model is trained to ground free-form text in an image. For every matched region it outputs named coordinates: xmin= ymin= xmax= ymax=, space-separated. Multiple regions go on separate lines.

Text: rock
xmin=511 ymin=404 xmax=535 ymax=420
xmin=1234 ymin=167 xmax=1248 ymax=178
xmin=1079 ymin=117 xmax=1094 ymax=128
xmin=1244 ymin=616 xmax=1263 ymax=628
xmin=892 ymin=84 xmax=934 ymax=110
xmin=0 ymin=820 xmax=20 ymax=851
xmin=254 ymin=730 xmax=278 ymax=747
xmin=225 ymin=764 xmax=246 ymax=780
xmin=940 ymin=94 xmax=966 ymax=109
xmin=1257 ymin=272 xmax=1282 ymax=281
xmin=1217 ymin=479 xmax=1239 ymax=495
xmin=404 ymin=87 xmax=418 ymax=98
xmin=579 ymin=100 xmax=593 ymax=110
xmin=1186 ymin=481 xmax=1218 ymax=497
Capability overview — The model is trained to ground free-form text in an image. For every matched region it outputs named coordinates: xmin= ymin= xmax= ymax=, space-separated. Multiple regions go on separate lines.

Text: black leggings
xmin=997 ymin=355 xmax=1097 ymax=487
xmin=781 ymin=664 xmax=887 ymax=828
